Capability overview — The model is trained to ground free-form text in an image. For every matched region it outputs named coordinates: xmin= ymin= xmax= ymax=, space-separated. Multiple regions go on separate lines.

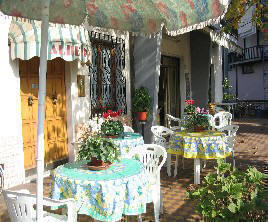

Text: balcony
xmin=228 ymin=45 xmax=268 ymax=65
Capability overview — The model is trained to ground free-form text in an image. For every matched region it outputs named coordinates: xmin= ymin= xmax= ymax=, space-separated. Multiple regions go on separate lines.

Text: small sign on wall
xmin=77 ymin=75 xmax=85 ymax=97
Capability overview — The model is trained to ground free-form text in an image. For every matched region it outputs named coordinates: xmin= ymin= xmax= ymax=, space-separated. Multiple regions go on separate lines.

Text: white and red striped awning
xmin=8 ymin=20 xmax=91 ymax=63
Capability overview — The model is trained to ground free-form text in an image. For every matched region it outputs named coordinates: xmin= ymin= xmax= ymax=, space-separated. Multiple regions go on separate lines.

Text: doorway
xmin=20 ymin=57 xmax=68 ymax=169
xmin=159 ymin=56 xmax=180 ymax=126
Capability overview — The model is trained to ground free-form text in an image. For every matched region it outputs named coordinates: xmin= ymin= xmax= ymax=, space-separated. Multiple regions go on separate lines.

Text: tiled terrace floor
xmin=1 ymin=118 xmax=268 ymax=222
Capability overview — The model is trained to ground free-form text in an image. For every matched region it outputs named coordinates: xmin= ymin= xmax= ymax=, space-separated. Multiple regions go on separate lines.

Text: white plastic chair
xmin=151 ymin=126 xmax=177 ymax=177
xmin=218 ymin=124 xmax=239 ymax=168
xmin=165 ymin=114 xmax=182 ymax=131
xmin=3 ymin=189 xmax=77 ymax=222
xmin=123 ymin=125 xmax=134 ymax=133
xmin=211 ymin=112 xmax=232 ymax=130
xmin=129 ymin=144 xmax=167 ymax=222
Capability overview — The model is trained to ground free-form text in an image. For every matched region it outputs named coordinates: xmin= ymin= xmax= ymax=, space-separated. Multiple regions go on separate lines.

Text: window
xmin=242 ymin=64 xmax=254 ymax=74
xmin=89 ymin=33 xmax=126 ymax=117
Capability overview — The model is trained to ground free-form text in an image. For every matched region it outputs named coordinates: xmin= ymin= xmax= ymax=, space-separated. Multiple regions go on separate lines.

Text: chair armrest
xmin=43 ymin=198 xmax=77 ymax=222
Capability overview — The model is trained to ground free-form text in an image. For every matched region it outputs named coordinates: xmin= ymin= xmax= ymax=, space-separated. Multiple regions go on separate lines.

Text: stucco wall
xmin=0 ymin=17 xmax=25 ymax=188
xmin=133 ymin=35 xmax=161 ymax=143
xmin=237 ymin=64 xmax=264 ymax=100
xmin=190 ymin=31 xmax=211 ymax=108
xmin=65 ymin=61 xmax=90 ymax=162
xmin=211 ymin=45 xmax=223 ymax=103
xmin=228 ymin=64 xmax=264 ymax=100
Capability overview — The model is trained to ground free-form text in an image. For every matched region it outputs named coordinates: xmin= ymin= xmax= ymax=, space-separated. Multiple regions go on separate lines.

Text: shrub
xmin=186 ymin=159 xmax=268 ymax=221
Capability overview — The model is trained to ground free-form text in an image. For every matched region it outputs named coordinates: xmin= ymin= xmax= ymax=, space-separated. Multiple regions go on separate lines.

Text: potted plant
xmin=77 ymin=136 xmax=120 ymax=168
xmin=184 ymin=100 xmax=210 ymax=131
xmin=223 ymin=77 xmax=236 ymax=102
xmin=132 ymin=87 xmax=152 ymax=121
xmin=186 ymin=159 xmax=268 ymax=221
xmin=101 ymin=110 xmax=124 ymax=138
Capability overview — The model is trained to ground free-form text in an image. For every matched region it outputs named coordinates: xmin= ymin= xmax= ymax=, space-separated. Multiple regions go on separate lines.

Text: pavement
xmin=1 ymin=118 xmax=268 ymax=222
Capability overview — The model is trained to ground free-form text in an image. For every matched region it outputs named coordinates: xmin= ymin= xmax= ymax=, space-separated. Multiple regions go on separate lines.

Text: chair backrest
xmin=123 ymin=125 xmax=134 ymax=133
xmin=129 ymin=144 xmax=167 ymax=183
xmin=3 ymin=190 xmax=35 ymax=222
xmin=165 ymin=114 xmax=182 ymax=131
xmin=212 ymin=112 xmax=232 ymax=130
xmin=218 ymin=125 xmax=239 ymax=148
xmin=3 ymin=189 xmax=76 ymax=222
xmin=151 ymin=126 xmax=174 ymax=147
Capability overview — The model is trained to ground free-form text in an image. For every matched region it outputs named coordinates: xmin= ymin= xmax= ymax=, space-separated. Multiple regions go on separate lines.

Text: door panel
xmin=20 ymin=57 xmax=68 ymax=169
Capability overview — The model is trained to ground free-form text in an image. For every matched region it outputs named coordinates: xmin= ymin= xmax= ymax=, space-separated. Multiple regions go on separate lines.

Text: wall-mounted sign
xmin=77 ymin=75 xmax=85 ymax=97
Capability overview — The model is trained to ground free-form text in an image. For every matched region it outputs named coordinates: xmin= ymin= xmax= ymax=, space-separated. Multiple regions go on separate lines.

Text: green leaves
xmin=77 ymin=136 xmax=120 ymax=163
xmin=132 ymin=87 xmax=152 ymax=113
xmin=186 ymin=159 xmax=268 ymax=221
xmin=101 ymin=120 xmax=124 ymax=136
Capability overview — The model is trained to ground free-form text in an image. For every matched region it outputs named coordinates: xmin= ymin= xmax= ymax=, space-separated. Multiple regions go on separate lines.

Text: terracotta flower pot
xmin=193 ymin=126 xmax=205 ymax=132
xmin=138 ymin=112 xmax=148 ymax=121
xmin=208 ymin=103 xmax=216 ymax=115
xmin=89 ymin=157 xmax=105 ymax=166
xmin=87 ymin=157 xmax=112 ymax=171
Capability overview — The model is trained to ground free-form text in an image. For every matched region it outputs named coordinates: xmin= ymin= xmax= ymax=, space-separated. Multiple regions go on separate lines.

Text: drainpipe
xmin=235 ymin=65 xmax=238 ymax=99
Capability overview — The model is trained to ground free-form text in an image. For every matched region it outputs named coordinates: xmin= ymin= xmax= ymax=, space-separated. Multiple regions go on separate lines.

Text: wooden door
xmin=20 ymin=57 xmax=68 ymax=169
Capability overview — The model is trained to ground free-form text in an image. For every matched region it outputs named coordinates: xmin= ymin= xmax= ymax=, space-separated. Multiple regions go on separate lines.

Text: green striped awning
xmin=8 ymin=20 xmax=91 ymax=63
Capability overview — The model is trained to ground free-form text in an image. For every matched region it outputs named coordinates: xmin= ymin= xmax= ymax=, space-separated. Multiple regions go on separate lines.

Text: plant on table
xmin=183 ymin=100 xmax=210 ymax=131
xmin=132 ymin=86 xmax=152 ymax=121
xmin=77 ymin=136 xmax=120 ymax=165
xmin=186 ymin=159 xmax=268 ymax=221
xmin=101 ymin=110 xmax=124 ymax=137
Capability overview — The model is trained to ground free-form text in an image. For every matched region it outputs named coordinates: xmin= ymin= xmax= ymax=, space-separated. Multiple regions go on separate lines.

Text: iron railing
xmin=228 ymin=45 xmax=268 ymax=65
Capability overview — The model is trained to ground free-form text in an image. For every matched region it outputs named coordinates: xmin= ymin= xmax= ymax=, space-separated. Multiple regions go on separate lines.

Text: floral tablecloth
xmin=168 ymin=130 xmax=230 ymax=159
xmin=51 ymin=159 xmax=152 ymax=222
xmin=112 ymin=132 xmax=144 ymax=158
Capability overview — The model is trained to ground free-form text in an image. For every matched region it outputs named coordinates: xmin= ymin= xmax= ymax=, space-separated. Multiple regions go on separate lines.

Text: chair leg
xmin=232 ymin=149 xmax=235 ymax=169
xmin=138 ymin=215 xmax=143 ymax=222
xmin=203 ymin=160 xmax=207 ymax=169
xmin=152 ymin=185 xmax=161 ymax=222
xmin=160 ymin=190 xmax=163 ymax=214
xmin=174 ymin=155 xmax=178 ymax=178
xmin=182 ymin=156 xmax=184 ymax=170
xmin=167 ymin=153 xmax=171 ymax=177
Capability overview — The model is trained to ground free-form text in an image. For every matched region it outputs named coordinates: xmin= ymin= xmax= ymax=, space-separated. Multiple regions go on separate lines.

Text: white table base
xmin=194 ymin=158 xmax=201 ymax=184
xmin=166 ymin=153 xmax=171 ymax=177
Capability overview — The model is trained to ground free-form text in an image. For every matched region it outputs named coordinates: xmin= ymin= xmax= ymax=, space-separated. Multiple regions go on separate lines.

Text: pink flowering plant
xmin=184 ymin=100 xmax=210 ymax=131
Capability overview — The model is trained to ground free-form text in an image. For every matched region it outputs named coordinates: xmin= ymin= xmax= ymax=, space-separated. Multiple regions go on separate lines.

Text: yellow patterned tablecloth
xmin=167 ymin=130 xmax=231 ymax=159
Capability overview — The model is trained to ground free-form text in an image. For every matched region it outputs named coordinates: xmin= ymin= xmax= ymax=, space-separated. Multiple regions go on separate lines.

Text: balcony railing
xmin=228 ymin=45 xmax=268 ymax=65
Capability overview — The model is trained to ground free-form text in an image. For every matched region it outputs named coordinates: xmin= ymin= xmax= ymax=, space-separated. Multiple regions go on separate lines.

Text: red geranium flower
xmin=102 ymin=112 xmax=109 ymax=119
xmin=185 ymin=100 xmax=195 ymax=105
xmin=107 ymin=110 xmax=113 ymax=114
xmin=110 ymin=112 xmax=118 ymax=117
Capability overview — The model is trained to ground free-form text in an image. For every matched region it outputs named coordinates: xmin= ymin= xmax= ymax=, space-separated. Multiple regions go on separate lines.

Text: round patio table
xmin=112 ymin=132 xmax=144 ymax=158
xmin=51 ymin=159 xmax=152 ymax=222
xmin=167 ymin=130 xmax=230 ymax=184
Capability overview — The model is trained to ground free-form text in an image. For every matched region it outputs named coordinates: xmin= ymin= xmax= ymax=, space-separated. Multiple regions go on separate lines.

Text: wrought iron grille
xmin=89 ymin=31 xmax=126 ymax=117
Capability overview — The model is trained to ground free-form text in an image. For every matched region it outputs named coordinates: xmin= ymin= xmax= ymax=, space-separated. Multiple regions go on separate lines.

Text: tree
xmin=223 ymin=0 xmax=264 ymax=34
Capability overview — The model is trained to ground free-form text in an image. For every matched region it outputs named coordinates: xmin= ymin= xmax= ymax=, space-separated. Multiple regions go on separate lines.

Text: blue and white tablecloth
xmin=51 ymin=159 xmax=152 ymax=222
xmin=113 ymin=132 xmax=144 ymax=158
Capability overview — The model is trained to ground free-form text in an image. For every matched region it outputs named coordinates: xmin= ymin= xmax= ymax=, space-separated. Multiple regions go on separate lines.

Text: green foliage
xmin=101 ymin=120 xmax=124 ymax=136
xmin=223 ymin=0 xmax=263 ymax=34
xmin=184 ymin=104 xmax=195 ymax=114
xmin=186 ymin=159 xmax=268 ymax=221
xmin=77 ymin=136 xmax=120 ymax=163
xmin=223 ymin=78 xmax=236 ymax=102
xmin=184 ymin=114 xmax=210 ymax=131
xmin=132 ymin=87 xmax=152 ymax=113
